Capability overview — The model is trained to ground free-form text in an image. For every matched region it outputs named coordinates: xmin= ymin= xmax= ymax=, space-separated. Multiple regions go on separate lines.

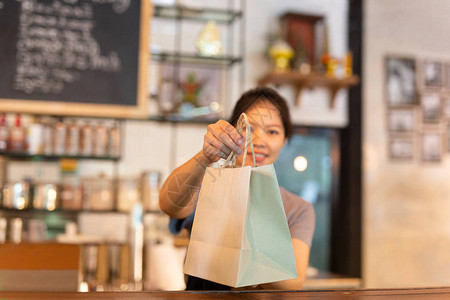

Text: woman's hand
xmin=202 ymin=120 xmax=245 ymax=164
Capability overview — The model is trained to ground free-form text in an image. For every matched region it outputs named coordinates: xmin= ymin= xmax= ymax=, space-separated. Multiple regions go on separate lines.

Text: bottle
xmin=80 ymin=121 xmax=93 ymax=156
xmin=53 ymin=118 xmax=66 ymax=155
xmin=28 ymin=117 xmax=44 ymax=155
xmin=0 ymin=113 xmax=9 ymax=152
xmin=66 ymin=119 xmax=80 ymax=156
xmin=108 ymin=122 xmax=121 ymax=158
xmin=8 ymin=113 xmax=26 ymax=152
xmin=42 ymin=117 xmax=54 ymax=155
xmin=93 ymin=122 xmax=108 ymax=157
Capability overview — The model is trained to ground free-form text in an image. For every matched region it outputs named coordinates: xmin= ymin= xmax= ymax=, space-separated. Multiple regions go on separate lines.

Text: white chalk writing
xmin=13 ymin=0 xmax=125 ymax=94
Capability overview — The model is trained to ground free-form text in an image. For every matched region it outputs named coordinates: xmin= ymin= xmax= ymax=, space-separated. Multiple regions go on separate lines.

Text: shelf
xmin=153 ymin=5 xmax=242 ymax=24
xmin=151 ymin=51 xmax=242 ymax=66
xmin=0 ymin=152 xmax=120 ymax=161
xmin=0 ymin=207 xmax=163 ymax=215
xmin=258 ymin=72 xmax=360 ymax=108
xmin=0 ymin=207 xmax=125 ymax=214
xmin=147 ymin=115 xmax=219 ymax=124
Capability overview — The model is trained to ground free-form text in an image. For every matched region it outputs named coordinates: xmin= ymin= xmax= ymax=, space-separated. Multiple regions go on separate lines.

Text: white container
xmin=28 ymin=123 xmax=44 ymax=155
xmin=0 ymin=218 xmax=6 ymax=243
xmin=10 ymin=218 xmax=23 ymax=244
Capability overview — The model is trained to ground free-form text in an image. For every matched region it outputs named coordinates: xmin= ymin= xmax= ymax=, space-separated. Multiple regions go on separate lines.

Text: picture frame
xmin=420 ymin=93 xmax=441 ymax=123
xmin=158 ymin=63 xmax=224 ymax=120
xmin=445 ymin=64 xmax=450 ymax=90
xmin=385 ymin=56 xmax=417 ymax=106
xmin=389 ymin=137 xmax=415 ymax=161
xmin=387 ymin=108 xmax=416 ymax=132
xmin=442 ymin=97 xmax=450 ymax=119
xmin=279 ymin=12 xmax=324 ymax=68
xmin=422 ymin=60 xmax=443 ymax=88
xmin=421 ymin=132 xmax=442 ymax=162
xmin=447 ymin=124 xmax=450 ymax=153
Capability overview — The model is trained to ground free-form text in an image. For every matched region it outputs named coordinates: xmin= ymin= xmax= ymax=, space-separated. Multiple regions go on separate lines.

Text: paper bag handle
xmin=225 ymin=113 xmax=256 ymax=167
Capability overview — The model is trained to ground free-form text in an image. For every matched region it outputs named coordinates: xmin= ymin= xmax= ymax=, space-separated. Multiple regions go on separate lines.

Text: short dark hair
xmin=229 ymin=87 xmax=293 ymax=140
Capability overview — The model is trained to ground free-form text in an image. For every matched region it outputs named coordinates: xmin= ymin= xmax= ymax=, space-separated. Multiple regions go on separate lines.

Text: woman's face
xmin=235 ymin=100 xmax=286 ymax=167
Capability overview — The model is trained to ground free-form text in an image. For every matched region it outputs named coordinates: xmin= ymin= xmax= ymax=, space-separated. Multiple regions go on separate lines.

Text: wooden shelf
xmin=258 ymin=72 xmax=360 ymax=108
xmin=151 ymin=51 xmax=242 ymax=66
xmin=0 ymin=152 xmax=120 ymax=161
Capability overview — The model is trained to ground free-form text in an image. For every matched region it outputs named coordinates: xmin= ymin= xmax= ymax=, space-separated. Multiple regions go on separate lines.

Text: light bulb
xmin=294 ymin=156 xmax=308 ymax=172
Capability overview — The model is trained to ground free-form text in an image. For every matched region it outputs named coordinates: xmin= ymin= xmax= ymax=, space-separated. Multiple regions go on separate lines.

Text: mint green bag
xmin=183 ymin=113 xmax=297 ymax=287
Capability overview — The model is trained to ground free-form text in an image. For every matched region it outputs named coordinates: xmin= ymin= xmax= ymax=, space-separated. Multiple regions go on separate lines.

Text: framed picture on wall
xmin=442 ymin=97 xmax=450 ymax=119
xmin=279 ymin=12 xmax=324 ymax=68
xmin=447 ymin=124 xmax=450 ymax=152
xmin=421 ymin=132 xmax=442 ymax=162
xmin=420 ymin=93 xmax=441 ymax=123
xmin=423 ymin=60 xmax=443 ymax=88
xmin=158 ymin=63 xmax=223 ymax=119
xmin=389 ymin=137 xmax=415 ymax=161
xmin=387 ymin=108 xmax=416 ymax=132
xmin=385 ymin=56 xmax=417 ymax=106
xmin=445 ymin=64 xmax=450 ymax=90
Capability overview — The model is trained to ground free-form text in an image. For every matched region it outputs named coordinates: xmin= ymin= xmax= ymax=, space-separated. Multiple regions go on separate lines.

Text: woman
xmin=159 ymin=86 xmax=315 ymax=290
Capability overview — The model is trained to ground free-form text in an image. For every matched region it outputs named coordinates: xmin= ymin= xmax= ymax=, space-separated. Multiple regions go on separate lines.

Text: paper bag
xmin=183 ymin=113 xmax=297 ymax=287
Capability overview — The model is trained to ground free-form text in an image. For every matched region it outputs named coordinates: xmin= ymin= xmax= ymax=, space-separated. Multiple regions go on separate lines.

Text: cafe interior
xmin=0 ymin=0 xmax=450 ymax=297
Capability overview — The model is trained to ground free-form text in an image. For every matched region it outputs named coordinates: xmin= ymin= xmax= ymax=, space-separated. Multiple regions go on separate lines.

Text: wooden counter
xmin=303 ymin=270 xmax=361 ymax=289
xmin=1 ymin=287 xmax=450 ymax=299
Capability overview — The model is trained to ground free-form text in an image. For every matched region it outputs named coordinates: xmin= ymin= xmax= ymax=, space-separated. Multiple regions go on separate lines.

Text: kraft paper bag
xmin=183 ymin=113 xmax=297 ymax=287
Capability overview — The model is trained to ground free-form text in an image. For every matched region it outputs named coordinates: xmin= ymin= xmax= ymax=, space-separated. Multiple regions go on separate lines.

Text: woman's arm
xmin=259 ymin=238 xmax=310 ymax=290
xmin=159 ymin=150 xmax=209 ymax=219
xmin=159 ymin=120 xmax=244 ymax=219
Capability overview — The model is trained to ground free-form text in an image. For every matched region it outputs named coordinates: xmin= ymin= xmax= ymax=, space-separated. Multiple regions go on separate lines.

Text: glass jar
xmin=33 ymin=182 xmax=58 ymax=211
xmin=117 ymin=177 xmax=140 ymax=212
xmin=60 ymin=175 xmax=83 ymax=211
xmin=141 ymin=171 xmax=161 ymax=211
xmin=1 ymin=181 xmax=30 ymax=210
xmin=82 ymin=175 xmax=114 ymax=211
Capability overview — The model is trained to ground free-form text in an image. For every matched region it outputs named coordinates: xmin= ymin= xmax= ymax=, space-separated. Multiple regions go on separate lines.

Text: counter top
xmin=1 ymin=287 xmax=450 ymax=299
xmin=303 ymin=270 xmax=361 ymax=289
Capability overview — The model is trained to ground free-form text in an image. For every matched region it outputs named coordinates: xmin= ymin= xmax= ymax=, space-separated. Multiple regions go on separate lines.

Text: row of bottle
xmin=0 ymin=113 xmax=121 ymax=158
xmin=0 ymin=172 xmax=161 ymax=212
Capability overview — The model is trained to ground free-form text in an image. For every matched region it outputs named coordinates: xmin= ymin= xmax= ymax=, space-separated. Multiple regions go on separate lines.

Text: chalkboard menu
xmin=0 ymin=0 xmax=150 ymax=118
